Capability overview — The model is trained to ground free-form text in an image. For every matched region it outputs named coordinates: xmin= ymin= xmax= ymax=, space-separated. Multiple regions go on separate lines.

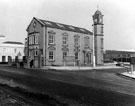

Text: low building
xmin=104 ymin=50 xmax=135 ymax=63
xmin=0 ymin=35 xmax=24 ymax=63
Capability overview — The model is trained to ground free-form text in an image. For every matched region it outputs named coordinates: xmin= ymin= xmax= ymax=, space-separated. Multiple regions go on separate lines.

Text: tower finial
xmin=97 ymin=4 xmax=99 ymax=10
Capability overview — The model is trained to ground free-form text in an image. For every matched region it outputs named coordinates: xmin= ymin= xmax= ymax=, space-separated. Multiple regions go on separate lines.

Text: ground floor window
xmin=75 ymin=52 xmax=79 ymax=60
xmin=63 ymin=51 xmax=67 ymax=59
xmin=34 ymin=50 xmax=38 ymax=56
xmin=49 ymin=51 xmax=54 ymax=60
xmin=2 ymin=56 xmax=6 ymax=62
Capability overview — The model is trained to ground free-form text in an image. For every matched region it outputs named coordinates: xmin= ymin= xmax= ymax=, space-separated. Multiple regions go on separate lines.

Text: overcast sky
xmin=0 ymin=0 xmax=135 ymax=51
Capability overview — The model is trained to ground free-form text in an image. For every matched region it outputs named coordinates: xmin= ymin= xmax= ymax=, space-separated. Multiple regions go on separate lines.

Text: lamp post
xmin=92 ymin=24 xmax=96 ymax=67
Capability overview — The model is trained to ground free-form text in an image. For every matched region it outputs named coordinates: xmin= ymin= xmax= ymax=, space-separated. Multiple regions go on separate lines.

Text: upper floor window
xmin=101 ymin=26 xmax=104 ymax=33
xmin=63 ymin=36 xmax=68 ymax=45
xmin=84 ymin=36 xmax=89 ymax=47
xmin=74 ymin=35 xmax=80 ymax=46
xmin=29 ymin=36 xmax=31 ymax=45
xmin=35 ymin=34 xmax=39 ymax=44
xmin=101 ymin=38 xmax=103 ymax=49
xmin=49 ymin=34 xmax=54 ymax=44
xmin=29 ymin=35 xmax=34 ymax=45
xmin=62 ymin=33 xmax=68 ymax=45
xmin=32 ymin=35 xmax=34 ymax=44
xmin=14 ymin=48 xmax=17 ymax=53
xmin=48 ymin=30 xmax=55 ymax=45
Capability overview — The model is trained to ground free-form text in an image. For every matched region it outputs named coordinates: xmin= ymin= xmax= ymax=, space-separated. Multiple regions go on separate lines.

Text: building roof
xmin=35 ymin=18 xmax=92 ymax=35
xmin=105 ymin=50 xmax=135 ymax=54
xmin=3 ymin=41 xmax=23 ymax=45
xmin=0 ymin=35 xmax=5 ymax=37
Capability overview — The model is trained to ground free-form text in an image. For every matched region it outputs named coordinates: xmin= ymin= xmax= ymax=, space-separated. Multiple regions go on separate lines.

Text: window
xmin=49 ymin=51 xmax=54 ymax=60
xmin=75 ymin=52 xmax=79 ymax=60
xmin=63 ymin=36 xmax=68 ymax=45
xmin=29 ymin=35 xmax=34 ymax=45
xmin=35 ymin=50 xmax=38 ymax=56
xmin=101 ymin=38 xmax=103 ymax=49
xmin=3 ymin=48 xmax=6 ymax=51
xmin=84 ymin=36 xmax=89 ymax=47
xmin=14 ymin=48 xmax=17 ymax=53
xmin=57 ymin=23 xmax=64 ymax=28
xmin=63 ymin=51 xmax=67 ymax=59
xmin=29 ymin=51 xmax=31 ymax=56
xmin=48 ymin=34 xmax=54 ymax=44
xmin=44 ymin=21 xmax=52 ymax=25
xmin=29 ymin=36 xmax=31 ymax=45
xmin=79 ymin=28 xmax=85 ymax=32
xmin=74 ymin=36 xmax=80 ymax=46
xmin=32 ymin=35 xmax=34 ymax=44
xmin=35 ymin=34 xmax=39 ymax=44
xmin=101 ymin=26 xmax=104 ymax=33
xmin=69 ymin=26 xmax=75 ymax=30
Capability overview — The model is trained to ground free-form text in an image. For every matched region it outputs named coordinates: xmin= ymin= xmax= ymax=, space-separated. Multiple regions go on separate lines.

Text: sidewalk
xmin=42 ymin=65 xmax=123 ymax=71
xmin=119 ymin=71 xmax=135 ymax=79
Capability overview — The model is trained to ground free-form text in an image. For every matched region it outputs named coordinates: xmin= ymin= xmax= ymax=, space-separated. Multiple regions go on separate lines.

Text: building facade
xmin=26 ymin=10 xmax=104 ymax=68
xmin=0 ymin=35 xmax=24 ymax=63
xmin=104 ymin=50 xmax=135 ymax=63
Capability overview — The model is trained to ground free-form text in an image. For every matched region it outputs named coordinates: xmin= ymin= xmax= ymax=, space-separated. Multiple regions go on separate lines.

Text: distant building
xmin=26 ymin=10 xmax=104 ymax=68
xmin=104 ymin=50 xmax=135 ymax=63
xmin=0 ymin=35 xmax=24 ymax=63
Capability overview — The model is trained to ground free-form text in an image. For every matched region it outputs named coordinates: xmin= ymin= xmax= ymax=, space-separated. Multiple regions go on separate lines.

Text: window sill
xmin=48 ymin=59 xmax=55 ymax=62
xmin=48 ymin=43 xmax=55 ymax=46
xmin=62 ymin=44 xmax=68 ymax=47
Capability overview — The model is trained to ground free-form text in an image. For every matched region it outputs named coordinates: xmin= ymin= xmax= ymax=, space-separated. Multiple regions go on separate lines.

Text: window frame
xmin=84 ymin=36 xmax=89 ymax=47
xmin=75 ymin=52 xmax=79 ymax=60
xmin=62 ymin=36 xmax=68 ymax=45
xmin=35 ymin=34 xmax=39 ymax=44
xmin=48 ymin=51 xmax=54 ymax=60
xmin=74 ymin=35 xmax=80 ymax=46
xmin=48 ymin=30 xmax=55 ymax=45
xmin=63 ymin=51 xmax=67 ymax=59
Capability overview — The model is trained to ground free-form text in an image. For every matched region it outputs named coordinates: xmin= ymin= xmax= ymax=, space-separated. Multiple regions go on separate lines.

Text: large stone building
xmin=0 ymin=35 xmax=24 ymax=63
xmin=26 ymin=10 xmax=104 ymax=68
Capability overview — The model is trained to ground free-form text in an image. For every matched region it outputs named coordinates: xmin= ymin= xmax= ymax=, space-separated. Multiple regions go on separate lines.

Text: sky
xmin=0 ymin=0 xmax=135 ymax=51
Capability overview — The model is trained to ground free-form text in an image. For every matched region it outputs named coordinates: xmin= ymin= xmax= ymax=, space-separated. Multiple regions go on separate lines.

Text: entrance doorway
xmin=84 ymin=53 xmax=91 ymax=65
xmin=2 ymin=56 xmax=6 ymax=62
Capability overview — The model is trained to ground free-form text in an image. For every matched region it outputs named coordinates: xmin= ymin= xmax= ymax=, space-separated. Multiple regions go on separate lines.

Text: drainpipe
xmin=92 ymin=24 xmax=95 ymax=67
xmin=43 ymin=26 xmax=47 ymax=66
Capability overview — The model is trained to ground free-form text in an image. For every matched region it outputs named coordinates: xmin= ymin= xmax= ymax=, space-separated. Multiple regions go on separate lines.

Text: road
xmin=0 ymin=66 xmax=134 ymax=105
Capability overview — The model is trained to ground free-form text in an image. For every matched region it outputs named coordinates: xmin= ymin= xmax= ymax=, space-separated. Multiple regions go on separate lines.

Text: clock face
xmin=99 ymin=18 xmax=102 ymax=23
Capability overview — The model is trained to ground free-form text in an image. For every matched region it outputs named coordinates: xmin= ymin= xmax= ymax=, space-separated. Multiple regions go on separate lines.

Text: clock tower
xmin=92 ymin=10 xmax=104 ymax=65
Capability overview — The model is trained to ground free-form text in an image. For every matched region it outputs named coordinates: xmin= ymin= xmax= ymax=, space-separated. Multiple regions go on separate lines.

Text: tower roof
xmin=94 ymin=10 xmax=102 ymax=16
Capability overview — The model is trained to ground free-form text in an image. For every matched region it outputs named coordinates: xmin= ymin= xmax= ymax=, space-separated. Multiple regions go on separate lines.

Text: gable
xmin=26 ymin=17 xmax=44 ymax=32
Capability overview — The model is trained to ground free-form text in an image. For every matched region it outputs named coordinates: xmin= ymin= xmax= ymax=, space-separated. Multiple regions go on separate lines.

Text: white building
xmin=0 ymin=35 xmax=24 ymax=63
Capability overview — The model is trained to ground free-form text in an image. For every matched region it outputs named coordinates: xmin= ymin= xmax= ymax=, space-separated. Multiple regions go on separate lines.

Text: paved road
xmin=0 ymin=66 xmax=135 ymax=105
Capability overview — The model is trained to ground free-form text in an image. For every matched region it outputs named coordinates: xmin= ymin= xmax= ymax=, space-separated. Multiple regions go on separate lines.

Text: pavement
xmin=42 ymin=64 xmax=123 ymax=71
xmin=120 ymin=71 xmax=135 ymax=79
